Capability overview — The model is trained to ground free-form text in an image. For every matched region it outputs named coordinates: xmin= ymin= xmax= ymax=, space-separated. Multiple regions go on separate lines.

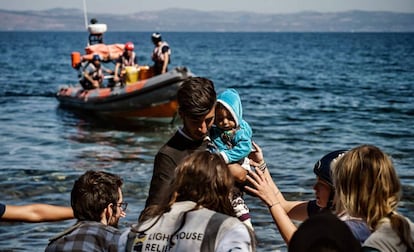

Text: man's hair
xmin=71 ymin=170 xmax=123 ymax=222
xmin=177 ymin=77 xmax=216 ymax=118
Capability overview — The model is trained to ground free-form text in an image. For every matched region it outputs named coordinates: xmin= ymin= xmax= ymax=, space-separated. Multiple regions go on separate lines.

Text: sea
xmin=0 ymin=31 xmax=413 ymax=251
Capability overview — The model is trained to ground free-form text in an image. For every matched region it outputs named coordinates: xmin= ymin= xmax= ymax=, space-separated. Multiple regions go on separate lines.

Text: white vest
xmin=120 ymin=201 xmax=253 ymax=252
xmin=363 ymin=217 xmax=414 ymax=252
xmin=152 ymin=41 xmax=171 ymax=62
xmin=121 ymin=52 xmax=136 ymax=68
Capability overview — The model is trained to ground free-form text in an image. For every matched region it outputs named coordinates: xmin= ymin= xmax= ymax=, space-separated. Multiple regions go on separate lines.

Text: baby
xmin=210 ymin=88 xmax=254 ymax=229
xmin=211 ymin=88 xmax=253 ymax=170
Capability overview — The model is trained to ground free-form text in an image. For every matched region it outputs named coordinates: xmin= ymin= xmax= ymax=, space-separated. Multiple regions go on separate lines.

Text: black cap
xmin=313 ymin=150 xmax=347 ymax=187
xmin=151 ymin=32 xmax=162 ymax=43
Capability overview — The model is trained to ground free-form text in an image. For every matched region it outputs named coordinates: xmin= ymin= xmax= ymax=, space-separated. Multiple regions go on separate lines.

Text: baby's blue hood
xmin=217 ymin=88 xmax=243 ymax=127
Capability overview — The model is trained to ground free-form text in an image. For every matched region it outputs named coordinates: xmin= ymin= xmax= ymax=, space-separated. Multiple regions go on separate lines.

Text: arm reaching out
xmin=245 ymin=169 xmax=297 ymax=244
xmin=2 ymin=204 xmax=74 ymax=222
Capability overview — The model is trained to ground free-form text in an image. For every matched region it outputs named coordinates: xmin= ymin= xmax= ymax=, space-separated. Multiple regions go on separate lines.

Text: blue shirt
xmin=307 ymin=200 xmax=370 ymax=244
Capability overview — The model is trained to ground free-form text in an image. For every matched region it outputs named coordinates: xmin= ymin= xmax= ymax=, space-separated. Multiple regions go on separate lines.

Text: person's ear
xmin=101 ymin=203 xmax=113 ymax=225
xmin=106 ymin=203 xmax=114 ymax=217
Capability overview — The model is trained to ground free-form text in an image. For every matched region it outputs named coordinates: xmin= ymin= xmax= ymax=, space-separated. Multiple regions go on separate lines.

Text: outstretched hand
xmin=245 ymin=168 xmax=278 ymax=207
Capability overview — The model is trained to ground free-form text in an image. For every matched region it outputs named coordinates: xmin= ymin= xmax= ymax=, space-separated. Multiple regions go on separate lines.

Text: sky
xmin=0 ymin=0 xmax=413 ymax=14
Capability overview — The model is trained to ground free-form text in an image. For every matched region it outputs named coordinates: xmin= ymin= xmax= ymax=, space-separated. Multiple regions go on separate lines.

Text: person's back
xmin=46 ymin=220 xmax=120 ymax=251
xmin=332 ymin=144 xmax=414 ymax=252
xmin=121 ymin=151 xmax=255 ymax=252
xmin=46 ymin=170 xmax=125 ymax=252
xmin=362 ymin=216 xmax=414 ymax=252
xmin=126 ymin=202 xmax=248 ymax=251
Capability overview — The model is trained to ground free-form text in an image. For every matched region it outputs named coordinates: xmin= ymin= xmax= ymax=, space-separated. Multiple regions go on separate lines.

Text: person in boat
xmin=113 ymin=42 xmax=138 ymax=85
xmin=151 ymin=32 xmax=171 ymax=75
xmin=210 ymin=88 xmax=254 ymax=230
xmin=45 ymin=170 xmax=126 ymax=252
xmin=244 ymin=145 xmax=371 ymax=244
xmin=88 ymin=18 xmax=104 ymax=45
xmin=1 ymin=202 xmax=73 ymax=222
xmin=119 ymin=151 xmax=256 ymax=252
xmin=80 ymin=54 xmax=112 ymax=90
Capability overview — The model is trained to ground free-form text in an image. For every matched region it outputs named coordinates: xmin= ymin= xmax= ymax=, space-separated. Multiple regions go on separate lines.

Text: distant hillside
xmin=0 ymin=8 xmax=413 ymax=32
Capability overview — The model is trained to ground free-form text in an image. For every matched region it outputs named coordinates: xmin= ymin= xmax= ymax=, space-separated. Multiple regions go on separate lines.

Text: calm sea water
xmin=0 ymin=31 xmax=413 ymax=251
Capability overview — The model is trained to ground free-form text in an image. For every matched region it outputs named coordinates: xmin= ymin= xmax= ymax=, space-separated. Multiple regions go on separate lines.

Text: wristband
xmin=268 ymin=201 xmax=280 ymax=208
xmin=258 ymin=162 xmax=267 ymax=171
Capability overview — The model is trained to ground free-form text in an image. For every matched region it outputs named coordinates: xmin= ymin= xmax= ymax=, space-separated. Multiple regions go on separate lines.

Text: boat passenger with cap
xmin=151 ymin=32 xmax=171 ymax=75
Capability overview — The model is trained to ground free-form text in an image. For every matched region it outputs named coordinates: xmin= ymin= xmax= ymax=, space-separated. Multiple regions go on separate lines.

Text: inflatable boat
xmin=56 ymin=67 xmax=193 ymax=122
xmin=58 ymin=20 xmax=194 ymax=122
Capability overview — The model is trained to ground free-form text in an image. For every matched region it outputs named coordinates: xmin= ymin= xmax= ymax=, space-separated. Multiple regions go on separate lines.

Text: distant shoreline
xmin=1 ymin=31 xmax=413 ymax=33
xmin=1 ymin=8 xmax=413 ymax=32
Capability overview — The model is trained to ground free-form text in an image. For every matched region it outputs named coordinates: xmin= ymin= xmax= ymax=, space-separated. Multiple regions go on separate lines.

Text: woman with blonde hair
xmin=245 ymin=143 xmax=369 ymax=244
xmin=119 ymin=151 xmax=255 ymax=252
xmin=332 ymin=144 xmax=414 ymax=252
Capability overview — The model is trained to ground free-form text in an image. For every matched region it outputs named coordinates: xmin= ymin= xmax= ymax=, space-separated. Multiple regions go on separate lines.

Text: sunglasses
xmin=117 ymin=202 xmax=128 ymax=211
